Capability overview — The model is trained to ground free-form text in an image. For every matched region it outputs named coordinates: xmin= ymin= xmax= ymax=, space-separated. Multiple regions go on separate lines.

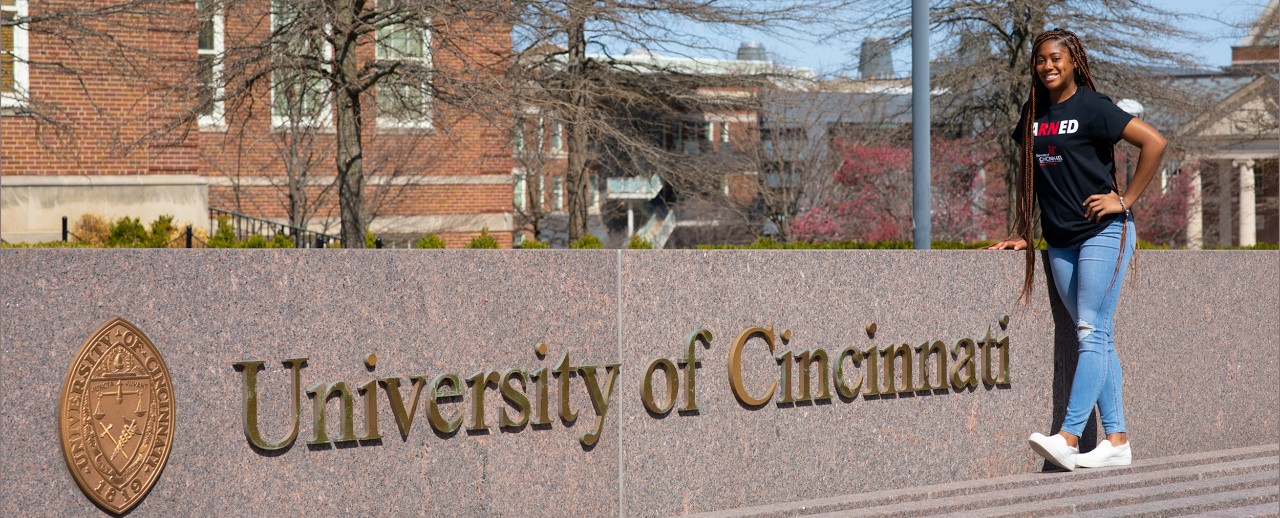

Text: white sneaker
xmin=1076 ymin=440 xmax=1132 ymax=468
xmin=1029 ymin=432 xmax=1078 ymax=471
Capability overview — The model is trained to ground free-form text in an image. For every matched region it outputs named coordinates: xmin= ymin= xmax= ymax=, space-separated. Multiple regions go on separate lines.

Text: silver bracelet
xmin=1118 ymin=194 xmax=1127 ymax=213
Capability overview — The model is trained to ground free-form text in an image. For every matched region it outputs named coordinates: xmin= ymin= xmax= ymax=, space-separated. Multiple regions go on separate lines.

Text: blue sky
xmin=651 ymin=0 xmax=1270 ymax=75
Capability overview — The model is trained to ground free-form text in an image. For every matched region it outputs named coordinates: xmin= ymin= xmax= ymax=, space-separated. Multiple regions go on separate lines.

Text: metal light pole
xmin=911 ymin=0 xmax=932 ymax=249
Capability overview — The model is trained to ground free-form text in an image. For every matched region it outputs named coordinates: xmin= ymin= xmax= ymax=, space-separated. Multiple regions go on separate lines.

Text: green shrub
xmin=627 ymin=235 xmax=652 ymax=249
xmin=466 ymin=228 xmax=499 ymax=249
xmin=208 ymin=216 xmax=238 ymax=248
xmin=145 ymin=215 xmax=178 ymax=248
xmin=106 ymin=216 xmax=148 ymax=247
xmin=270 ymin=234 xmax=295 ymax=248
xmin=517 ymin=238 xmax=549 ymax=249
xmin=569 ymin=234 xmax=603 ymax=249
xmin=416 ymin=233 xmax=446 ymax=248
xmin=1 ymin=241 xmax=100 ymax=248
xmin=239 ymin=235 xmax=269 ymax=248
xmin=366 ymin=231 xmax=377 ymax=248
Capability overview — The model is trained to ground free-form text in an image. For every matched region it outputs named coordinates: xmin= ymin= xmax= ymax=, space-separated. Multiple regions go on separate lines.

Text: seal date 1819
xmin=59 ymin=317 xmax=175 ymax=514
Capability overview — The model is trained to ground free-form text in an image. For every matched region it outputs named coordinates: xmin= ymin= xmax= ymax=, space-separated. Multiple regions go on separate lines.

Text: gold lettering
xmin=981 ymin=328 xmax=1011 ymax=385
xmin=678 ymin=329 xmax=712 ymax=412
xmin=833 ymin=346 xmax=863 ymax=398
xmin=951 ymin=338 xmax=978 ymax=389
xmin=499 ymin=369 xmax=530 ymax=429
xmin=306 ymin=381 xmax=358 ymax=444
xmin=465 ymin=371 xmax=501 ymax=432
xmin=380 ymin=376 xmax=427 ymax=439
xmin=578 ymin=363 xmax=621 ymax=447
xmin=553 ymin=352 xmax=578 ymax=423
xmin=642 ymin=358 xmax=678 ymax=415
xmin=917 ymin=340 xmax=948 ymax=390
xmin=728 ymin=326 xmax=777 ymax=406
xmin=776 ymin=350 xmax=795 ymax=404
xmin=233 ymin=358 xmax=306 ymax=451
xmin=530 ymin=367 xmax=551 ymax=426
xmin=797 ymin=349 xmax=831 ymax=401
xmin=427 ymin=373 xmax=463 ymax=434
xmin=883 ymin=343 xmax=914 ymax=394
xmin=863 ymin=345 xmax=881 ymax=396
xmin=359 ymin=379 xmax=382 ymax=441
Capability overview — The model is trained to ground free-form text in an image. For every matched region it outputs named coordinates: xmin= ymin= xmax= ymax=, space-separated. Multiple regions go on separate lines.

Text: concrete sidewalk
xmin=694 ymin=444 xmax=1279 ymax=517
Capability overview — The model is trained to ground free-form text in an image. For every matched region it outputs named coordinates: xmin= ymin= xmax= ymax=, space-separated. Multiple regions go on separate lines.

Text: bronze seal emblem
xmin=59 ymin=318 xmax=175 ymax=514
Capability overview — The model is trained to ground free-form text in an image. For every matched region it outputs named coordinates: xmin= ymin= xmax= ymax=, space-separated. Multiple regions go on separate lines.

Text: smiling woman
xmin=988 ymin=28 xmax=1168 ymax=472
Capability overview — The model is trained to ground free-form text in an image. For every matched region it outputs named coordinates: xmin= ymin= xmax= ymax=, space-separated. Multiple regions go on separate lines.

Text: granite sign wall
xmin=2 ymin=250 xmax=1276 ymax=516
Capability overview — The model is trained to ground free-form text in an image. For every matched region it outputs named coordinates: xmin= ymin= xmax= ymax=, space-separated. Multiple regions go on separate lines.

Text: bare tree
xmin=828 ymin=0 xmax=1203 ymax=234
xmin=6 ymin=0 xmax=515 ymax=247
xmin=511 ymin=0 xmax=836 ymax=242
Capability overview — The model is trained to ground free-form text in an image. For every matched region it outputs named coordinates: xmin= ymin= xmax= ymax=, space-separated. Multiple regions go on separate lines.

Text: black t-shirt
xmin=1013 ymin=88 xmax=1134 ymax=247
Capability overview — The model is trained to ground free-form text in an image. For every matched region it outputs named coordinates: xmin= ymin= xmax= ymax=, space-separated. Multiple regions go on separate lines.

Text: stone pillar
xmin=1187 ymin=164 xmax=1203 ymax=249
xmin=1235 ymin=159 xmax=1257 ymax=247
xmin=1218 ymin=163 xmax=1233 ymax=246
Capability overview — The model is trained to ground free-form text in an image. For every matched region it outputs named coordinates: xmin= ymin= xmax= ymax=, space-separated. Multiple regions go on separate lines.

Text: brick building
xmin=1 ymin=0 xmax=515 ymax=247
xmin=1171 ymin=0 xmax=1279 ymax=247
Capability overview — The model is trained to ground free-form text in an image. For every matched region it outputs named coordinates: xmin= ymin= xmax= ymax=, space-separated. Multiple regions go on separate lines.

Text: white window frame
xmin=513 ymin=118 xmax=525 ymax=153
xmin=270 ymin=2 xmax=333 ymax=128
xmin=513 ymin=168 xmax=527 ymax=211
xmin=197 ymin=1 xmax=225 ymax=127
xmin=551 ymin=176 xmax=564 ymax=211
xmin=588 ymin=174 xmax=599 ymax=211
xmin=720 ymin=121 xmax=729 ymax=143
xmin=375 ymin=19 xmax=433 ymax=129
xmin=550 ymin=121 xmax=563 ymax=152
xmin=1 ymin=0 xmax=29 ymax=108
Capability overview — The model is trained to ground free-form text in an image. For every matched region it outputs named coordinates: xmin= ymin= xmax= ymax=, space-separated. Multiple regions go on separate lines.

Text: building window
xmin=1 ymin=0 xmax=29 ymax=107
xmin=589 ymin=175 xmax=599 ymax=210
xmin=550 ymin=121 xmax=563 ymax=152
xmin=196 ymin=0 xmax=224 ymax=126
xmin=720 ymin=122 xmax=729 ymax=143
xmin=271 ymin=1 xmax=331 ymax=127
xmin=513 ymin=170 xmax=527 ymax=211
xmin=704 ymin=122 xmax=714 ymax=142
xmin=376 ymin=21 xmax=432 ymax=128
xmin=551 ymin=176 xmax=564 ymax=211
xmin=514 ymin=119 xmax=525 ymax=152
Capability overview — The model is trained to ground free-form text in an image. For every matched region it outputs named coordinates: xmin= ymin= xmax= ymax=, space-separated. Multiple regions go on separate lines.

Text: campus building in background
xmin=1173 ymin=0 xmax=1279 ymax=247
xmin=1 ymin=1 xmax=515 ymax=247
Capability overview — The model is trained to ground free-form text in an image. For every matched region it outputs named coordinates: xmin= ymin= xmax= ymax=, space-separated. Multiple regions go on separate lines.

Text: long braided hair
xmin=1017 ymin=28 xmax=1124 ymax=304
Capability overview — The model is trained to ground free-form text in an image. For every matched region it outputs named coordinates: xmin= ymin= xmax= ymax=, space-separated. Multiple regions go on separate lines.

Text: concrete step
xmin=691 ymin=444 xmax=1279 ymax=518
xmin=916 ymin=470 xmax=1277 ymax=518
xmin=1184 ymin=502 xmax=1280 ymax=517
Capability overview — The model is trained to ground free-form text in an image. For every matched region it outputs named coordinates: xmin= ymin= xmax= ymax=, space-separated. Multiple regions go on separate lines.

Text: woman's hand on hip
xmin=1082 ymin=191 xmax=1124 ymax=222
xmin=986 ymin=238 xmax=1028 ymax=250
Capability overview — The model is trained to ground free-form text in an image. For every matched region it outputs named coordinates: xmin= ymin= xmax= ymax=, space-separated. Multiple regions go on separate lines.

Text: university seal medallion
xmin=59 ymin=318 xmax=175 ymax=514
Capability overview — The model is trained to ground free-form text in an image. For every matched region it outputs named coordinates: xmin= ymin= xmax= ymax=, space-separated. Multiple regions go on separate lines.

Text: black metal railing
xmin=209 ymin=208 xmax=340 ymax=248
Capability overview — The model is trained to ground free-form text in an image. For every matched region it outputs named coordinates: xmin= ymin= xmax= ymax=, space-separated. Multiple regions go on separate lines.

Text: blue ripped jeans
xmin=1047 ymin=216 xmax=1136 ymax=438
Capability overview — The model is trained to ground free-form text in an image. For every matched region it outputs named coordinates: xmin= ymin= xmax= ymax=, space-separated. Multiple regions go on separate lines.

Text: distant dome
xmin=625 ymin=47 xmax=656 ymax=57
xmin=737 ymin=42 xmax=767 ymax=61
xmin=1116 ymin=98 xmax=1144 ymax=115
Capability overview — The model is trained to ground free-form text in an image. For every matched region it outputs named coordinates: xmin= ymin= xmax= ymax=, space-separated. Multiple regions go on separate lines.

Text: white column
xmin=1187 ymin=163 xmax=1203 ymax=249
xmin=1218 ymin=164 xmax=1233 ymax=246
xmin=627 ymin=203 xmax=635 ymax=237
xmin=1235 ymin=159 xmax=1257 ymax=247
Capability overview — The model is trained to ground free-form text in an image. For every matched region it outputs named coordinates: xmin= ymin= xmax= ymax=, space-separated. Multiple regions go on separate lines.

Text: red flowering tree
xmin=790 ymin=135 xmax=1003 ymax=243
xmin=1116 ymin=152 xmax=1193 ymax=247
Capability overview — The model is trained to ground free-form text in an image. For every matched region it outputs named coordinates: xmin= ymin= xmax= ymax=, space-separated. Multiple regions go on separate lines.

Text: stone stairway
xmin=695 ymin=444 xmax=1279 ymax=518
